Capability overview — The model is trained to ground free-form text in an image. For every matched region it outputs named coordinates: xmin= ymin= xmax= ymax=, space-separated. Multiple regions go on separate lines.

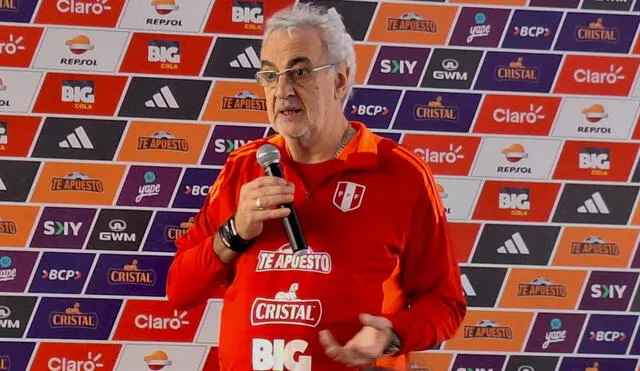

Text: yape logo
xmin=33 ymin=28 xmax=128 ymax=72
xmin=449 ymin=7 xmax=510 ymax=47
xmin=473 ymin=94 xmax=561 ymax=136
xmin=120 ymin=33 xmax=212 ymax=76
xmin=204 ymin=0 xmax=293 ymax=35
xmin=34 ymin=0 xmax=125 ymax=27
xmin=0 ymin=251 xmax=38 ymax=293
xmin=30 ymin=342 xmax=121 ymax=371
xmin=117 ymin=121 xmax=210 ymax=164
xmin=114 ymin=299 xmax=206 ymax=342
xmin=368 ymin=3 xmax=457 ymax=45
xmin=0 ymin=25 xmax=43 ymax=67
xmin=33 ymin=73 xmax=126 ymax=116
xmin=524 ymin=313 xmax=586 ymax=353
xmin=116 ymin=166 xmax=181 ymax=208
xmin=554 ymin=55 xmax=639 ymax=96
xmin=555 ymin=13 xmax=639 ymax=54
xmin=443 ymin=310 xmax=533 ymax=352
xmin=553 ymin=141 xmax=638 ymax=182
xmin=401 ymin=133 xmax=481 ymax=175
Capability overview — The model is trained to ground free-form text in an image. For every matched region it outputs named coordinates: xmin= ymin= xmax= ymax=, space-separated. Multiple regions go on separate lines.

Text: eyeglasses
xmin=255 ymin=63 xmax=336 ymax=88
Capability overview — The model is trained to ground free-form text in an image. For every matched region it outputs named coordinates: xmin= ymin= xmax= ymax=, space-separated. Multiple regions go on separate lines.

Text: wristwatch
xmin=383 ymin=330 xmax=402 ymax=356
xmin=218 ymin=216 xmax=253 ymax=252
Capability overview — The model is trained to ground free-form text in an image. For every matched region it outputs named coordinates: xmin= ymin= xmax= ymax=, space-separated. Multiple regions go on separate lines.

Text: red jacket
xmin=166 ymin=121 xmax=466 ymax=371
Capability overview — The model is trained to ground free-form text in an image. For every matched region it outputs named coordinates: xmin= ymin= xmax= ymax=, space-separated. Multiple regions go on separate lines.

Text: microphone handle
xmin=265 ymin=164 xmax=309 ymax=253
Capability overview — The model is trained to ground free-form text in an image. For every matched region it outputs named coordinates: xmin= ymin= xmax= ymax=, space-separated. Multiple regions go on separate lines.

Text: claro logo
xmin=493 ymin=105 xmax=545 ymax=124
xmin=48 ymin=352 xmax=104 ymax=371
xmin=574 ymin=64 xmax=625 ymax=85
xmin=57 ymin=0 xmax=113 ymax=15
xmin=135 ymin=310 xmax=189 ymax=330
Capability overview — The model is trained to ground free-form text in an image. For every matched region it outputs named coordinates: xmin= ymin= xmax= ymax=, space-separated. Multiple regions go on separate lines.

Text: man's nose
xmin=275 ymin=72 xmax=295 ymax=100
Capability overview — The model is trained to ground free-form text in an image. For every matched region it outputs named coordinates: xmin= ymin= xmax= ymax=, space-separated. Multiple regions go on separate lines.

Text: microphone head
xmin=256 ymin=144 xmax=281 ymax=168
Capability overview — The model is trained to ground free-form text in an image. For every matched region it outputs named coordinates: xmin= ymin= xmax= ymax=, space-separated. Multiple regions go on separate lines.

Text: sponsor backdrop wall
xmin=0 ymin=0 xmax=640 ymax=370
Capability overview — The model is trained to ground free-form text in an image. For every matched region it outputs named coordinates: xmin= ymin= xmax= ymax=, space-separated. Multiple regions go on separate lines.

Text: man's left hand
xmin=319 ymin=313 xmax=393 ymax=367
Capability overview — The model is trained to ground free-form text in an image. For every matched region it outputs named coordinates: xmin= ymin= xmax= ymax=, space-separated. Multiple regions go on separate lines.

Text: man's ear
xmin=334 ymin=65 xmax=349 ymax=101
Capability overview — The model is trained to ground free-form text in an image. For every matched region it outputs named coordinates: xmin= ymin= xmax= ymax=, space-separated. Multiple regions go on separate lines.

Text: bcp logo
xmin=554 ymin=55 xmax=639 ymax=96
xmin=589 ymin=330 xmax=626 ymax=342
xmin=513 ymin=25 xmax=552 ymax=38
xmin=350 ymin=105 xmax=389 ymax=117
xmin=41 ymin=269 xmax=82 ymax=281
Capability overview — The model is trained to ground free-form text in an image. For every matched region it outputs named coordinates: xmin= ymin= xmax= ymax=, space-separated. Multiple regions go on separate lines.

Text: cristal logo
xmin=48 ymin=352 xmax=104 ymax=371
xmin=413 ymin=143 xmax=464 ymax=164
xmin=251 ymin=283 xmax=323 ymax=327
xmin=0 ymin=34 xmax=25 ymax=55
xmin=493 ymin=105 xmax=545 ymax=124
xmin=57 ymin=0 xmax=112 ymax=15
xmin=574 ymin=64 xmax=625 ymax=85
xmin=135 ymin=310 xmax=189 ymax=330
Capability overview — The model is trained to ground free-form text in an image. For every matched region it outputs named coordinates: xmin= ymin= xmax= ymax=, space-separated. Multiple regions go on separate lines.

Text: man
xmin=166 ymin=3 xmax=466 ymax=370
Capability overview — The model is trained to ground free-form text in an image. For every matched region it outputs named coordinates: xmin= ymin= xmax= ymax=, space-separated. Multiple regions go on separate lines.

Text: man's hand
xmin=319 ymin=313 xmax=393 ymax=367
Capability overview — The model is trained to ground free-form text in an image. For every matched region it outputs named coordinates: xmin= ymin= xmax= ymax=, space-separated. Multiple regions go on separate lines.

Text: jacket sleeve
xmin=165 ymin=158 xmax=238 ymax=310
xmin=383 ymin=166 xmax=467 ymax=353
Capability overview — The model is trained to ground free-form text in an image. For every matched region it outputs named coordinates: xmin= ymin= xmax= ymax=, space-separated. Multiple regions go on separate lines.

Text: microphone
xmin=256 ymin=144 xmax=309 ymax=255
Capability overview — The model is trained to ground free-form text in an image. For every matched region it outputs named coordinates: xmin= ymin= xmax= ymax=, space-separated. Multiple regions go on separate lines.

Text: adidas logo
xmin=577 ymin=192 xmax=610 ymax=214
xmin=229 ymin=46 xmax=260 ymax=69
xmin=59 ymin=126 xmax=94 ymax=149
xmin=145 ymin=86 xmax=179 ymax=109
xmin=461 ymin=274 xmax=476 ymax=297
xmin=497 ymin=232 xmax=530 ymax=255
xmin=0 ymin=177 xmax=6 ymax=191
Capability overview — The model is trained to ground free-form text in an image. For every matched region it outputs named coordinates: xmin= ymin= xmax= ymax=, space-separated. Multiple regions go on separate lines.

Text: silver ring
xmin=256 ymin=198 xmax=262 ymax=209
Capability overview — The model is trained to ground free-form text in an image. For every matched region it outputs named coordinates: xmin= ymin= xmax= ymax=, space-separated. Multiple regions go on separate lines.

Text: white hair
xmin=263 ymin=2 xmax=356 ymax=103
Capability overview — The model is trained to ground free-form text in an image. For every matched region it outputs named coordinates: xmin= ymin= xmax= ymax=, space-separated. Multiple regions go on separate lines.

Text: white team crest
xmin=332 ymin=181 xmax=365 ymax=212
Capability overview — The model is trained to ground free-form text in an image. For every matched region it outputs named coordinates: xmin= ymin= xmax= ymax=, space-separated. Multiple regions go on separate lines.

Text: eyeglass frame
xmin=254 ymin=62 xmax=338 ymax=88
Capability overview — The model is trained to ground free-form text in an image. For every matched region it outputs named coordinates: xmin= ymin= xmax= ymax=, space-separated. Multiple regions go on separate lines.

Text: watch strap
xmin=218 ymin=216 xmax=253 ymax=252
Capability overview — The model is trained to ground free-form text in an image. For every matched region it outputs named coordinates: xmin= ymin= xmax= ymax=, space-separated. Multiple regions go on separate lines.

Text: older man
xmin=166 ymin=3 xmax=466 ymax=370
